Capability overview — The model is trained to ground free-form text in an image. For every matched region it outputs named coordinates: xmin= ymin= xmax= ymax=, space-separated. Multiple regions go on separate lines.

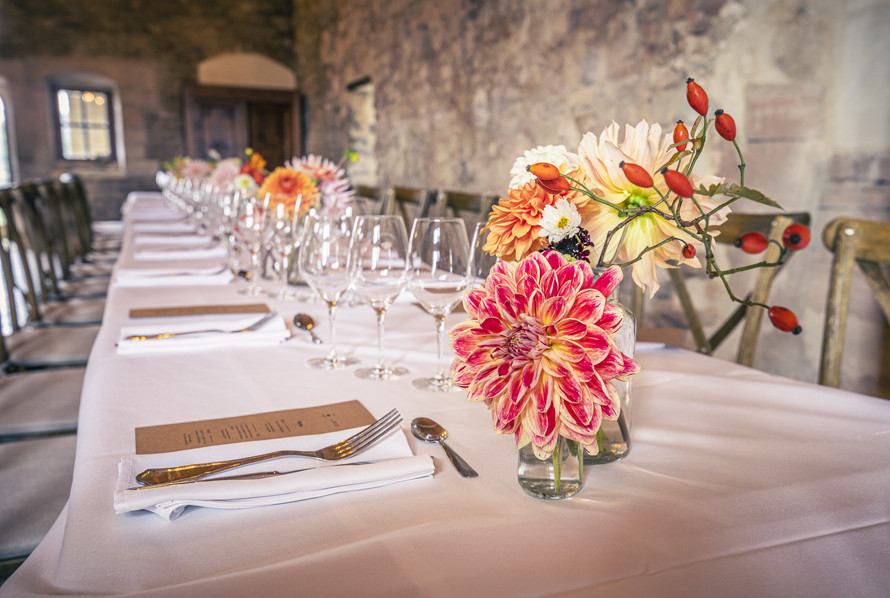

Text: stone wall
xmin=0 ymin=0 xmax=294 ymax=219
xmin=294 ymin=0 xmax=890 ymax=398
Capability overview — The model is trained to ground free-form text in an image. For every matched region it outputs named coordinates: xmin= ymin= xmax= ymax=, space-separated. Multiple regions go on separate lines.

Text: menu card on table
xmin=135 ymin=400 xmax=376 ymax=454
xmin=129 ymin=303 xmax=270 ymax=319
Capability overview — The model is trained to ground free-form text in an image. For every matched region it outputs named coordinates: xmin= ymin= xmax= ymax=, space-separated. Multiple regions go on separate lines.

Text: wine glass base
xmin=355 ymin=366 xmax=409 ymax=381
xmin=239 ymin=286 xmax=265 ymax=296
xmin=412 ymin=377 xmax=462 ymax=392
xmin=306 ymin=356 xmax=360 ymax=370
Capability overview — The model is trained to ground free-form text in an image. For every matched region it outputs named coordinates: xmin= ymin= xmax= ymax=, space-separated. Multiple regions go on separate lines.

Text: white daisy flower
xmin=538 ymin=197 xmax=582 ymax=244
xmin=508 ymin=145 xmax=569 ymax=189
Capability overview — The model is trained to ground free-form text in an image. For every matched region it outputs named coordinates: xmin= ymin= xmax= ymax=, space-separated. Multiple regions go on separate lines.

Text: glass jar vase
xmin=584 ymin=268 xmax=636 ymax=465
xmin=517 ymin=435 xmax=584 ymax=500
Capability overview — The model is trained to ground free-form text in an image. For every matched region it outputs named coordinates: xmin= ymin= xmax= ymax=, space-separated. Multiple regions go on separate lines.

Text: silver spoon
xmin=293 ymin=313 xmax=322 ymax=344
xmin=411 ymin=417 xmax=478 ymax=478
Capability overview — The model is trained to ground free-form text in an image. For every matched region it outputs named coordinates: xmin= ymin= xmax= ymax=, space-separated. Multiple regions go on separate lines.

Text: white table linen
xmin=3 ymin=196 xmax=889 ymax=598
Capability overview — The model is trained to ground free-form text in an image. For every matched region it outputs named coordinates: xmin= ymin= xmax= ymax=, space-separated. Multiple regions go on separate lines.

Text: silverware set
xmin=135 ymin=409 xmax=404 ymax=487
xmin=124 ymin=311 xmax=277 ymax=341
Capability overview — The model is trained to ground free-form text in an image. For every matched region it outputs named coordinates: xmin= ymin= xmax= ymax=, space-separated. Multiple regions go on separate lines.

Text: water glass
xmin=407 ymin=218 xmax=471 ymax=391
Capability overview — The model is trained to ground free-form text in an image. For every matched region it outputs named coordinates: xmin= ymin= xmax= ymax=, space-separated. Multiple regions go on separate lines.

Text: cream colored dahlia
xmin=573 ymin=120 xmax=727 ymax=297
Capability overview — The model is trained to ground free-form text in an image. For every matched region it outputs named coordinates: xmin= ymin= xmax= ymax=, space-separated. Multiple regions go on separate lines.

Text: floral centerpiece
xmin=451 ymin=78 xmax=810 ymax=499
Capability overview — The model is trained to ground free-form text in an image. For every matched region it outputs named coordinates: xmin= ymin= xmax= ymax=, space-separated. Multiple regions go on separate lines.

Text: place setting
xmin=115 ymin=304 xmax=289 ymax=354
xmin=114 ymin=402 xmax=435 ymax=520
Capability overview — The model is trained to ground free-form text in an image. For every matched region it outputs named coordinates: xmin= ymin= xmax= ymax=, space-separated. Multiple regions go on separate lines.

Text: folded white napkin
xmin=116 ymin=313 xmax=289 ymax=354
xmin=92 ymin=221 xmax=126 ymax=235
xmin=134 ymin=246 xmax=229 ymax=261
xmin=132 ymin=222 xmax=197 ymax=233
xmin=127 ymin=210 xmax=183 ymax=222
xmin=114 ymin=426 xmax=433 ymax=520
xmin=113 ymin=267 xmax=234 ymax=288
xmin=135 ymin=235 xmax=214 ymax=246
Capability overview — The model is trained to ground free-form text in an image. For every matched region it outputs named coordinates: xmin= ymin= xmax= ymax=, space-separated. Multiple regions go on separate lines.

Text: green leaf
xmin=694 ymin=182 xmax=727 ymax=197
xmin=724 ymin=185 xmax=783 ymax=210
xmin=656 ymin=149 xmax=692 ymax=172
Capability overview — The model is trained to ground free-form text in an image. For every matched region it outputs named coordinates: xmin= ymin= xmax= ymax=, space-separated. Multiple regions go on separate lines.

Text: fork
xmin=124 ymin=311 xmax=277 ymax=341
xmin=135 ymin=409 xmax=403 ymax=486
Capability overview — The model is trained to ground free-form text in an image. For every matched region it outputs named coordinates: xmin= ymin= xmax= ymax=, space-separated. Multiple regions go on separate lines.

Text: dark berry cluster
xmin=543 ymin=227 xmax=592 ymax=262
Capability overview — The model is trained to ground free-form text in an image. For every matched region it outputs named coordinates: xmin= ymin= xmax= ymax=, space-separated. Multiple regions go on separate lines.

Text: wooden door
xmin=184 ymin=85 xmax=300 ymax=165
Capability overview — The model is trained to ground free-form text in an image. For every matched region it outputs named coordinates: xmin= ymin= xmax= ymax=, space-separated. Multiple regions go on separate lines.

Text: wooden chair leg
xmin=737 ymin=215 xmax=792 ymax=367
xmin=820 ymin=224 xmax=859 ymax=387
xmin=668 ymin=268 xmax=710 ymax=354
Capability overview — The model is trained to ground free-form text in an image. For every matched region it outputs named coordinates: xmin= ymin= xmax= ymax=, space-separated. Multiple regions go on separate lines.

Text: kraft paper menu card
xmin=135 ymin=400 xmax=376 ymax=454
xmin=129 ymin=303 xmax=270 ymax=319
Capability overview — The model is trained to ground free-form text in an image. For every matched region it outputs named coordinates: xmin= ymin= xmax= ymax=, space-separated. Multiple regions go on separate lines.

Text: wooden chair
xmin=379 ymin=187 xmax=434 ymax=229
xmin=1 ymin=189 xmax=105 ymax=328
xmin=819 ymin=218 xmax=890 ymax=388
xmin=432 ymin=189 xmax=497 ymax=238
xmin=634 ymin=212 xmax=810 ymax=366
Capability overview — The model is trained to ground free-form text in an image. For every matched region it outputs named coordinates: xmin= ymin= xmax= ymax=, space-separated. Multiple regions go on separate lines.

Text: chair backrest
xmin=634 ymin=211 xmax=810 ymax=366
xmin=379 ymin=187 xmax=433 ymax=229
xmin=58 ymin=175 xmax=95 ymax=260
xmin=432 ymin=189 xmax=497 ymax=241
xmin=0 ymin=189 xmax=43 ymax=331
xmin=11 ymin=184 xmax=62 ymax=300
xmin=819 ymin=217 xmax=890 ymax=388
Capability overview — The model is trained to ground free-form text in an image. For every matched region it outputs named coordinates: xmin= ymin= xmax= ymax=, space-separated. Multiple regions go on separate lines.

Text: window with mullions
xmin=0 ymin=95 xmax=11 ymax=186
xmin=54 ymin=88 xmax=115 ymax=161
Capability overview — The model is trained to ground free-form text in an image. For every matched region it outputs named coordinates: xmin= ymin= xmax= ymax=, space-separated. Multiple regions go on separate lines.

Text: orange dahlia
xmin=257 ymin=167 xmax=318 ymax=216
xmin=484 ymin=166 xmax=597 ymax=262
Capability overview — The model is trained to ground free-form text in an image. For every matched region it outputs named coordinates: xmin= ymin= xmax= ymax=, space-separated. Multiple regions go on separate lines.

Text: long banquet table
xmin=3 ymin=194 xmax=890 ymax=597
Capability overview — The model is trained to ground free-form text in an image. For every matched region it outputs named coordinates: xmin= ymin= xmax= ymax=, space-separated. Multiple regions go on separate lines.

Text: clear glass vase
xmin=585 ymin=268 xmax=636 ymax=465
xmin=517 ymin=435 xmax=584 ymax=500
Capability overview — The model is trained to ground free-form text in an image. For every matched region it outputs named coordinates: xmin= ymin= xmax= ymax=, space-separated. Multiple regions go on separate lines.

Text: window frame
xmin=50 ymin=85 xmax=117 ymax=164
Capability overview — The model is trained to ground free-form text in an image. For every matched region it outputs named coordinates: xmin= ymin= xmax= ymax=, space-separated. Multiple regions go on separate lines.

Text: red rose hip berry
xmin=734 ymin=231 xmax=768 ymax=254
xmin=527 ymin=162 xmax=560 ymax=180
xmin=714 ymin=109 xmax=737 ymax=142
xmin=673 ymin=120 xmax=689 ymax=152
xmin=782 ymin=224 xmax=811 ymax=251
xmin=661 ymin=168 xmax=694 ymax=198
xmin=768 ymin=306 xmax=802 ymax=335
xmin=619 ymin=161 xmax=654 ymax=188
xmin=686 ymin=78 xmax=709 ymax=116
xmin=681 ymin=244 xmax=696 ymax=259
xmin=536 ymin=176 xmax=572 ymax=196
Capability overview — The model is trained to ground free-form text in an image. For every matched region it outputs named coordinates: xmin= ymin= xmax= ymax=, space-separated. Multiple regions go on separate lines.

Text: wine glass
xmin=235 ymin=194 xmax=268 ymax=296
xmin=348 ymin=215 xmax=410 ymax=380
xmin=469 ymin=221 xmax=497 ymax=288
xmin=299 ymin=213 xmax=360 ymax=369
xmin=407 ymin=218 xmax=471 ymax=391
xmin=268 ymin=196 xmax=306 ymax=300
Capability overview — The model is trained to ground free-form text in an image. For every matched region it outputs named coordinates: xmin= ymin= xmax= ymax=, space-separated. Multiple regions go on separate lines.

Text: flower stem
xmin=732 ymin=139 xmax=746 ymax=187
xmin=553 ymin=438 xmax=562 ymax=495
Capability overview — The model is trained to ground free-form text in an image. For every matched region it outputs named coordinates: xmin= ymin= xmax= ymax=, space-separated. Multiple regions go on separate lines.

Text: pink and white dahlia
xmin=207 ymin=158 xmax=241 ymax=189
xmin=287 ymin=154 xmax=354 ymax=213
xmin=450 ymin=252 xmax=640 ymax=459
xmin=181 ymin=159 xmax=211 ymax=180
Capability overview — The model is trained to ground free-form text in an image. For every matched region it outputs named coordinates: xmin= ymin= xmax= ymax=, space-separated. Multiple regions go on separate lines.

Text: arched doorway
xmin=184 ymin=53 xmax=300 ymax=167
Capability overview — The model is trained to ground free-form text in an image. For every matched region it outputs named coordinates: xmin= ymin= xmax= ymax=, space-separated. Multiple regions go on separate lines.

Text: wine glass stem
xmin=375 ymin=307 xmax=387 ymax=371
xmin=280 ymin=254 xmax=289 ymax=296
xmin=327 ymin=300 xmax=339 ymax=361
xmin=434 ymin=314 xmax=447 ymax=380
xmin=249 ymin=247 xmax=260 ymax=291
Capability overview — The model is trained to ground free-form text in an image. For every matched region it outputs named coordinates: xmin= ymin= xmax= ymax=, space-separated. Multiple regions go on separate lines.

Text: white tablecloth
xmin=3 ymin=199 xmax=889 ymax=597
